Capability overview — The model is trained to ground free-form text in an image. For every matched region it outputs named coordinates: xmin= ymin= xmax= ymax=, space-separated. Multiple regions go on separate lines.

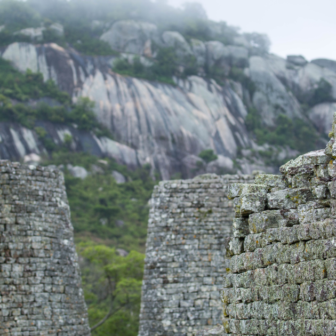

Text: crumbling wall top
xmin=222 ymin=114 xmax=336 ymax=335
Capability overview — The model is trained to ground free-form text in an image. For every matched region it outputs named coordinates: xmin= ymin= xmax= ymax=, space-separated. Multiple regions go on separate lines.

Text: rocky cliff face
xmin=1 ymin=42 xmax=251 ymax=178
xmin=1 ymin=20 xmax=336 ymax=178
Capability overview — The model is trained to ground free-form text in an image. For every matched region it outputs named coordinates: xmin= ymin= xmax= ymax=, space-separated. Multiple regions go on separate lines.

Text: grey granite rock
xmin=308 ymin=102 xmax=336 ymax=136
xmin=49 ymin=22 xmax=64 ymax=37
xmin=190 ymin=39 xmax=206 ymax=66
xmin=100 ymin=20 xmax=158 ymax=56
xmin=311 ymin=58 xmax=336 ymax=73
xmin=1 ymin=43 xmax=250 ymax=180
xmin=162 ymin=31 xmax=192 ymax=60
xmin=112 ymin=170 xmax=126 ymax=184
xmin=67 ymin=164 xmax=89 ymax=179
xmin=14 ymin=27 xmax=44 ymax=41
xmin=287 ymin=55 xmax=308 ymax=67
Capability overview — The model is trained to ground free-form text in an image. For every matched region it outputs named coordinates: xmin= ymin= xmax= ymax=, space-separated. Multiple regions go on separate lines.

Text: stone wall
xmin=138 ymin=174 xmax=254 ymax=336
xmin=223 ymin=134 xmax=336 ymax=335
xmin=0 ymin=161 xmax=91 ymax=335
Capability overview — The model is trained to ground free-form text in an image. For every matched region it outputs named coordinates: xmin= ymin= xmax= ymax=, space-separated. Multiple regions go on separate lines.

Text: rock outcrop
xmin=1 ymin=42 xmax=251 ymax=179
xmin=1 ymin=20 xmax=336 ymax=178
xmin=0 ymin=121 xmax=141 ymax=169
xmin=100 ymin=20 xmax=158 ymax=57
xmin=308 ymin=103 xmax=336 ymax=136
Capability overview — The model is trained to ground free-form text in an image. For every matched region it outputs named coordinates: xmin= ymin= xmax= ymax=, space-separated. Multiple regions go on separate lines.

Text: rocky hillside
xmin=1 ymin=0 xmax=336 ymax=179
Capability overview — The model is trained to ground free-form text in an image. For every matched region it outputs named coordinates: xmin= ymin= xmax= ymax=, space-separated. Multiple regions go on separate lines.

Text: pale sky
xmin=169 ymin=0 xmax=336 ymax=61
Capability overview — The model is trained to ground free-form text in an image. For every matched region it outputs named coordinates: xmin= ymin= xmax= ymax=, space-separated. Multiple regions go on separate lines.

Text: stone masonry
xmin=0 ymin=161 xmax=91 ymax=335
xmin=138 ymin=174 xmax=254 ymax=336
xmin=223 ymin=114 xmax=336 ymax=335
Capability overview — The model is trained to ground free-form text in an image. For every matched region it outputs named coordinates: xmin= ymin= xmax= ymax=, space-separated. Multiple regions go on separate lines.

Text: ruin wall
xmin=223 ymin=138 xmax=336 ymax=335
xmin=138 ymin=174 xmax=254 ymax=336
xmin=0 ymin=161 xmax=91 ymax=336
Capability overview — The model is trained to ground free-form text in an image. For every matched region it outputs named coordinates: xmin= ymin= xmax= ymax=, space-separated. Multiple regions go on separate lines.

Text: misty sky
xmin=169 ymin=0 xmax=336 ymax=61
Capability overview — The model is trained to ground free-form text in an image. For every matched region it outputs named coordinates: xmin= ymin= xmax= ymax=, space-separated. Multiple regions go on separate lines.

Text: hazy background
xmin=169 ymin=0 xmax=336 ymax=61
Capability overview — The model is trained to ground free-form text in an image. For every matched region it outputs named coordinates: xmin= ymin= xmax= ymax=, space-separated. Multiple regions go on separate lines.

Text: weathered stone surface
xmin=0 ymin=161 xmax=90 ymax=335
xmin=308 ymin=103 xmax=336 ymax=136
xmin=1 ymin=43 xmax=250 ymax=179
xmin=223 ymin=112 xmax=336 ymax=335
xmin=67 ymin=164 xmax=89 ymax=179
xmin=100 ymin=20 xmax=158 ymax=56
xmin=14 ymin=27 xmax=44 ymax=41
xmin=162 ymin=31 xmax=192 ymax=60
xmin=138 ymin=174 xmax=254 ymax=336
xmin=0 ymin=121 xmax=142 ymax=171
xmin=287 ymin=55 xmax=308 ymax=67
xmin=112 ymin=170 xmax=126 ymax=184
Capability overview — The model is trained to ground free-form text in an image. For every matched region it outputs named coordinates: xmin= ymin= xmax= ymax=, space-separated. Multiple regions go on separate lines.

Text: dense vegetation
xmin=0 ymin=58 xmax=111 ymax=137
xmin=42 ymin=150 xmax=155 ymax=335
xmin=0 ymin=0 xmax=241 ymax=55
xmin=198 ymin=149 xmax=218 ymax=163
xmin=308 ymin=79 xmax=334 ymax=107
xmin=246 ymin=109 xmax=318 ymax=153
xmin=46 ymin=151 xmax=156 ymax=252
xmin=79 ymin=243 xmax=144 ymax=336
xmin=0 ymin=0 xmax=118 ymax=54
xmin=0 ymin=0 xmax=269 ymax=85
xmin=113 ymin=48 xmax=199 ymax=85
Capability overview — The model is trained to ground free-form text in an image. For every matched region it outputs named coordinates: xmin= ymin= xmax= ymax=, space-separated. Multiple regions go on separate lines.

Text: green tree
xmin=0 ymin=0 xmax=41 ymax=31
xmin=253 ymin=114 xmax=318 ymax=153
xmin=198 ymin=149 xmax=218 ymax=163
xmin=309 ymin=79 xmax=334 ymax=106
xmin=152 ymin=47 xmax=178 ymax=80
xmin=70 ymin=97 xmax=97 ymax=130
xmin=78 ymin=244 xmax=144 ymax=334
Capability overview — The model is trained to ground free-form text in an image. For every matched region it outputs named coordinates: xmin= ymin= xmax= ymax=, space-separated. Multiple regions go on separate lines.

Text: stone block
xmin=255 ymin=174 xmax=287 ymax=191
xmin=240 ymin=193 xmax=266 ymax=215
xmin=233 ymin=218 xmax=249 ymax=237
xmin=248 ymin=210 xmax=284 ymax=234
xmin=298 ymin=202 xmax=331 ymax=224
xmin=227 ymin=183 xmax=268 ymax=199
xmin=267 ymin=188 xmax=313 ymax=210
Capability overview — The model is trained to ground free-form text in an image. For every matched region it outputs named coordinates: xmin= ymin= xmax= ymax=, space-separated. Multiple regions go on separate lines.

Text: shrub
xmin=64 ymin=24 xmax=119 ymax=56
xmin=0 ymin=59 xmax=112 ymax=138
xmin=44 ymin=152 xmax=156 ymax=251
xmin=0 ymin=0 xmax=41 ymax=31
xmin=183 ymin=55 xmax=198 ymax=77
xmin=113 ymin=57 xmax=148 ymax=79
xmin=253 ymin=114 xmax=318 ymax=153
xmin=0 ymin=60 xmax=71 ymax=103
xmin=151 ymin=47 xmax=178 ymax=80
xmin=245 ymin=107 xmax=261 ymax=132
xmin=112 ymin=50 xmax=178 ymax=85
xmin=308 ymin=79 xmax=334 ymax=107
xmin=198 ymin=149 xmax=218 ymax=163
xmin=230 ymin=67 xmax=256 ymax=97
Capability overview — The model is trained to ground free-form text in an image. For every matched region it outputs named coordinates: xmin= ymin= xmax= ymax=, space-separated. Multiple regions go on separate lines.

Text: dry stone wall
xmin=223 ymin=118 xmax=336 ymax=335
xmin=138 ymin=174 xmax=254 ymax=336
xmin=0 ymin=161 xmax=90 ymax=336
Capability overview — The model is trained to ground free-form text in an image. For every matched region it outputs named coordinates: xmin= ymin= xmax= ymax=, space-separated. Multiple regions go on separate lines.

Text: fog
xmin=8 ymin=0 xmax=336 ymax=61
xmin=169 ymin=0 xmax=336 ymax=61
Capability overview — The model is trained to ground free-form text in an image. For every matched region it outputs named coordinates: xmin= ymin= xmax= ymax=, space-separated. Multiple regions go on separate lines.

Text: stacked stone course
xmin=223 ymin=114 xmax=336 ymax=335
xmin=0 ymin=161 xmax=90 ymax=335
xmin=138 ymin=174 xmax=254 ymax=336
